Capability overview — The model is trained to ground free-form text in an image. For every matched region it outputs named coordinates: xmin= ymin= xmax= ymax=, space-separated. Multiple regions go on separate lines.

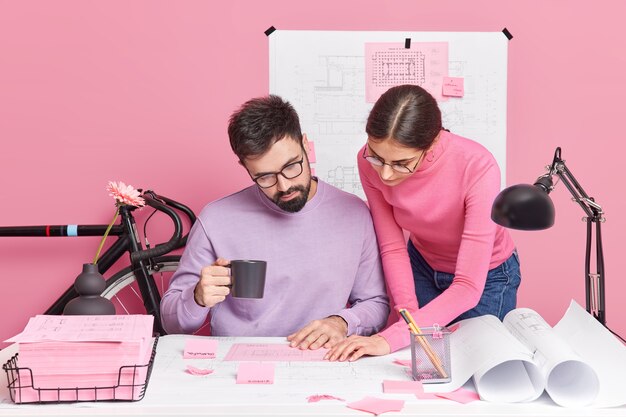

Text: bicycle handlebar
xmin=150 ymin=193 xmax=197 ymax=245
xmin=129 ymin=191 xmax=196 ymax=263
xmin=0 ymin=189 xmax=197 ymax=261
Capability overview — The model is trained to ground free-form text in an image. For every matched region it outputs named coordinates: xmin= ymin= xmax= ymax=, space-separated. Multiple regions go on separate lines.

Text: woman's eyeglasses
xmin=362 ymin=147 xmax=425 ymax=174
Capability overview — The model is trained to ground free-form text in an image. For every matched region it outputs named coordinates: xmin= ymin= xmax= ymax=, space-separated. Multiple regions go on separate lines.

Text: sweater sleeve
xmin=357 ymin=155 xmax=420 ymax=352
xmin=335 ymin=207 xmax=390 ymax=336
xmin=160 ymin=219 xmax=213 ymax=334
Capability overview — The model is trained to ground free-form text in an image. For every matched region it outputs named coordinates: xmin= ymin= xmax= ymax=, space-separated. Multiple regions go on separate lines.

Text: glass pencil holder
xmin=410 ymin=325 xmax=451 ymax=384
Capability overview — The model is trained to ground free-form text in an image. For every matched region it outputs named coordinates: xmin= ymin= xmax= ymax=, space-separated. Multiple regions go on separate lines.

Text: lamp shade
xmin=491 ymin=184 xmax=555 ymax=230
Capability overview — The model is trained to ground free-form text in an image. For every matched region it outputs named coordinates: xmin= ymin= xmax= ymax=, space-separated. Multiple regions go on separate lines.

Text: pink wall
xmin=1 ymin=1 xmax=625 ymax=344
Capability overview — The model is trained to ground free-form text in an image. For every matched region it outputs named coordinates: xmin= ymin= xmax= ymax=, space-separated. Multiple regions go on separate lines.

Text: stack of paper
xmin=4 ymin=315 xmax=154 ymax=403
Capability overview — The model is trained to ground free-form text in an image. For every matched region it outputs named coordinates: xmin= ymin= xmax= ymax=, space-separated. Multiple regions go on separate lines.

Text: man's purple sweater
xmin=160 ymin=180 xmax=390 ymax=337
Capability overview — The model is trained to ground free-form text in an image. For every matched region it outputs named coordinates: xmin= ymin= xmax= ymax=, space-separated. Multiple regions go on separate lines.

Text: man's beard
xmin=272 ymin=182 xmax=311 ymax=213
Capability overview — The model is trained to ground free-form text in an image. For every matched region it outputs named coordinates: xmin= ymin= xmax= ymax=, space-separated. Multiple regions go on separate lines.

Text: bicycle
xmin=0 ymin=190 xmax=196 ymax=336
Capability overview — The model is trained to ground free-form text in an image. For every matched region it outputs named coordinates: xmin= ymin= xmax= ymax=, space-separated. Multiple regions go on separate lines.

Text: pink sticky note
xmin=236 ymin=362 xmax=275 ymax=384
xmin=435 ymin=388 xmax=480 ymax=403
xmin=186 ymin=365 xmax=214 ymax=376
xmin=442 ymin=77 xmax=464 ymax=97
xmin=347 ymin=396 xmax=405 ymax=415
xmin=392 ymin=358 xmax=414 ymax=367
xmin=307 ymin=394 xmax=345 ymax=403
xmin=365 ymin=42 xmax=449 ymax=103
xmin=307 ymin=141 xmax=317 ymax=163
xmin=383 ymin=379 xmax=424 ymax=394
xmin=183 ymin=338 xmax=218 ymax=359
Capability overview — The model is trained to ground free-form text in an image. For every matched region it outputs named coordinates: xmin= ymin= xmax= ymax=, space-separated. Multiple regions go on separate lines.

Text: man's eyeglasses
xmin=362 ymin=146 xmax=424 ymax=174
xmin=251 ymin=156 xmax=305 ymax=188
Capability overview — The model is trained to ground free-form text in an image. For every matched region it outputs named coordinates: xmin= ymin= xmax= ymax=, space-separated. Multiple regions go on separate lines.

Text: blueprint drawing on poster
xmin=269 ymin=31 xmax=508 ymax=199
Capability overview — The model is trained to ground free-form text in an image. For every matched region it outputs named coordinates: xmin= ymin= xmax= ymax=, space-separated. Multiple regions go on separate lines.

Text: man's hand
xmin=194 ymin=258 xmax=231 ymax=308
xmin=287 ymin=316 xmax=348 ymax=350
xmin=324 ymin=334 xmax=390 ymax=362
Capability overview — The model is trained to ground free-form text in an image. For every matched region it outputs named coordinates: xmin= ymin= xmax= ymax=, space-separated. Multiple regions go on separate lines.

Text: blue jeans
xmin=408 ymin=240 xmax=521 ymax=324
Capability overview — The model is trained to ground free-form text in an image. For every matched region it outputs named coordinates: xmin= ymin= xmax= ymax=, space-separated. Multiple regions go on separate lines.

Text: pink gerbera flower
xmin=106 ymin=181 xmax=145 ymax=207
xmin=93 ymin=181 xmax=145 ymax=264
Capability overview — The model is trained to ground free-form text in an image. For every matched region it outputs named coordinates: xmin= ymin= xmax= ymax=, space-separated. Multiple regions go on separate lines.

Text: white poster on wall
xmin=270 ymin=30 xmax=508 ymax=199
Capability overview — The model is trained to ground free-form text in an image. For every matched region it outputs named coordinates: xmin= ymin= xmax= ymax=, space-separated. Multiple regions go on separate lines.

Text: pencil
xmin=401 ymin=309 xmax=445 ymax=369
xmin=398 ymin=309 xmax=448 ymax=379
xmin=405 ymin=310 xmax=448 ymax=378
xmin=400 ymin=310 xmax=447 ymax=378
xmin=402 ymin=310 xmax=445 ymax=369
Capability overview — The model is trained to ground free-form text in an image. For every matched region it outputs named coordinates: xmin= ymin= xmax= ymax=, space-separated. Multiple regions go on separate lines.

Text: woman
xmin=325 ymin=84 xmax=520 ymax=361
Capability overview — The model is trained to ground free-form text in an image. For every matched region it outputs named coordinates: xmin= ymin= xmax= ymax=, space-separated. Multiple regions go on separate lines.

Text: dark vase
xmin=63 ymin=263 xmax=116 ymax=315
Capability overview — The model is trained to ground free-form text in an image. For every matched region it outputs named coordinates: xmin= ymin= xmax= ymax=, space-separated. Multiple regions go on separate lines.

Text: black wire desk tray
xmin=2 ymin=335 xmax=159 ymax=404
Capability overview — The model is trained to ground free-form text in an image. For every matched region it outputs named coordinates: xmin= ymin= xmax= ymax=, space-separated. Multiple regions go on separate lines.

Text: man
xmin=161 ymin=95 xmax=389 ymax=350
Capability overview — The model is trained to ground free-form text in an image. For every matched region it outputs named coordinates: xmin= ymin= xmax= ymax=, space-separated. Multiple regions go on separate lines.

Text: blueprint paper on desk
xmin=553 ymin=301 xmax=626 ymax=407
xmin=143 ymin=335 xmax=415 ymax=407
xmin=224 ymin=343 xmax=328 ymax=361
xmin=444 ymin=300 xmax=625 ymax=407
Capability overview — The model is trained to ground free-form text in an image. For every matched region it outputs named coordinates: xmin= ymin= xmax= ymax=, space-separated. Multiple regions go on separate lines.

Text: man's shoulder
xmin=197 ymin=186 xmax=258 ymax=220
xmin=319 ymin=180 xmax=370 ymax=214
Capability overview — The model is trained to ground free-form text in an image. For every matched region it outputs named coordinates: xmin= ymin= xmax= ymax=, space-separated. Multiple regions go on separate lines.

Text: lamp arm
xmin=546 ymin=147 xmax=606 ymax=325
xmin=549 ymin=147 xmax=604 ymax=221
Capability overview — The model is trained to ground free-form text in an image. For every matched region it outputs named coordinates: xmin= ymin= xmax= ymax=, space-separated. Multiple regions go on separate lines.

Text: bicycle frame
xmin=0 ymin=190 xmax=196 ymax=335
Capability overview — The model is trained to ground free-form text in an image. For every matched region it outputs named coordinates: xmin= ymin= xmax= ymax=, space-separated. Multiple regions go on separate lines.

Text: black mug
xmin=229 ymin=260 xmax=267 ymax=299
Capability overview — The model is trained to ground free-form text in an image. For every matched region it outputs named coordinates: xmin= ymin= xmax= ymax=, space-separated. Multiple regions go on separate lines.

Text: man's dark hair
xmin=228 ymin=95 xmax=303 ymax=160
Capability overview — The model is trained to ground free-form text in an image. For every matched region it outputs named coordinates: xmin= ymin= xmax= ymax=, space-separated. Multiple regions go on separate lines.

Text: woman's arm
xmin=358 ymin=155 xmax=420 ymax=352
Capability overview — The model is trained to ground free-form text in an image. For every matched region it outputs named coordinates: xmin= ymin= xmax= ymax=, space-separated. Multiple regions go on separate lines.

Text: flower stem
xmin=93 ymin=207 xmax=120 ymax=264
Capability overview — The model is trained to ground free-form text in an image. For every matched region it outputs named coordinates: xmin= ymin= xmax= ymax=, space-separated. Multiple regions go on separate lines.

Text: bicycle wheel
xmin=101 ymin=255 xmax=180 ymax=312
xmin=101 ymin=256 xmax=212 ymax=336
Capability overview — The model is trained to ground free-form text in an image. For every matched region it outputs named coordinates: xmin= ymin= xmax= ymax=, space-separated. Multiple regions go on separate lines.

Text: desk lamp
xmin=491 ymin=147 xmax=606 ymax=325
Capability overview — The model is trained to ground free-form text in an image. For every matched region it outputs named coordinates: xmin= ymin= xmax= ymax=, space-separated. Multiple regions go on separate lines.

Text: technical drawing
xmin=370 ymin=49 xmax=427 ymax=88
xmin=270 ymin=31 xmax=508 ymax=197
xmin=365 ymin=42 xmax=448 ymax=103
xmin=326 ymin=166 xmax=362 ymax=195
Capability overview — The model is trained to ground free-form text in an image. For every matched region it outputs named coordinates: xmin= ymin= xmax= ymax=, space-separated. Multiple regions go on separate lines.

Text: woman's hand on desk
xmin=324 ymin=334 xmax=390 ymax=362
xmin=287 ymin=316 xmax=348 ymax=350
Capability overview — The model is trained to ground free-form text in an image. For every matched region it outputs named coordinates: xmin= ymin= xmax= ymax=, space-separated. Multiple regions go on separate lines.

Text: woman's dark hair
xmin=228 ymin=95 xmax=303 ymax=160
xmin=366 ymin=84 xmax=442 ymax=149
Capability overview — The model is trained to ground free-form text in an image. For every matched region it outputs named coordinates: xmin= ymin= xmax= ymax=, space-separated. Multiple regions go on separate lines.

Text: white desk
xmin=1 ymin=335 xmax=625 ymax=416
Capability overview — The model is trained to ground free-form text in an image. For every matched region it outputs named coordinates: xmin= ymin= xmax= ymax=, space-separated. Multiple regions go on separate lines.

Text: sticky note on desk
xmin=186 ymin=365 xmax=214 ymax=376
xmin=435 ymin=388 xmax=480 ymax=403
xmin=442 ymin=77 xmax=464 ymax=97
xmin=392 ymin=358 xmax=414 ymax=367
xmin=236 ymin=362 xmax=275 ymax=384
xmin=383 ymin=379 xmax=424 ymax=394
xmin=183 ymin=338 xmax=218 ymax=359
xmin=347 ymin=396 xmax=405 ymax=415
